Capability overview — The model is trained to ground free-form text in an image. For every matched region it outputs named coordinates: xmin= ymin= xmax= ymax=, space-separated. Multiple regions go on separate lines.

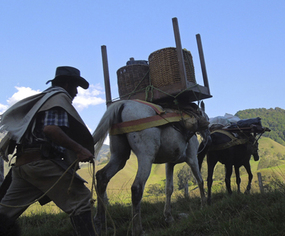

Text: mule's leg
xmin=234 ymin=165 xmax=241 ymax=193
xmin=206 ymin=153 xmax=217 ymax=205
xmin=243 ymin=162 xmax=253 ymax=194
xmin=225 ymin=164 xmax=233 ymax=195
xmin=197 ymin=142 xmax=207 ymax=171
xmin=164 ymin=163 xmax=175 ymax=224
xmin=95 ymin=136 xmax=131 ymax=234
xmin=186 ymin=138 xmax=207 ymax=206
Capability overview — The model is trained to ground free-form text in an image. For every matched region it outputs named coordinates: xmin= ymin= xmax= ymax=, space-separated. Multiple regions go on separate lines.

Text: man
xmin=0 ymin=66 xmax=96 ymax=235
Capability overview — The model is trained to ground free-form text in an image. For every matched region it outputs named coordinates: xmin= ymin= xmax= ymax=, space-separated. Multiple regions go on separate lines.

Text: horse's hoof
xmin=207 ymin=199 xmax=211 ymax=205
xmin=244 ymin=190 xmax=250 ymax=194
xmin=165 ymin=216 xmax=175 ymax=225
xmin=177 ymin=213 xmax=189 ymax=220
xmin=201 ymin=197 xmax=207 ymax=207
xmin=93 ymin=218 xmax=102 ymax=235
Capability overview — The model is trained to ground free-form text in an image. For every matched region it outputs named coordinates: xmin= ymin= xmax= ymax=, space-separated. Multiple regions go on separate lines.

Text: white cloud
xmin=0 ymin=86 xmax=40 ymax=114
xmin=0 ymin=104 xmax=8 ymax=114
xmin=73 ymin=84 xmax=105 ymax=110
xmin=1 ymin=84 xmax=105 ymax=115
xmin=7 ymin=86 xmax=41 ymax=106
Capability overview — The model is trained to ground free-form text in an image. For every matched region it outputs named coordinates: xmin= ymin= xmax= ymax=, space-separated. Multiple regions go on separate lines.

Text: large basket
xmin=148 ymin=47 xmax=196 ymax=88
xmin=117 ymin=64 xmax=150 ymax=98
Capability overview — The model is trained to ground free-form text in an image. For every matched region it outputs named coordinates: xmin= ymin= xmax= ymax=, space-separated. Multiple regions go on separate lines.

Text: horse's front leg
xmin=164 ymin=163 xmax=175 ymax=224
xmin=243 ymin=162 xmax=253 ymax=194
xmin=188 ymin=158 xmax=206 ymax=206
xmin=187 ymin=136 xmax=207 ymax=206
xmin=225 ymin=164 xmax=233 ymax=195
xmin=234 ymin=165 xmax=241 ymax=193
xmin=131 ymin=158 xmax=153 ymax=236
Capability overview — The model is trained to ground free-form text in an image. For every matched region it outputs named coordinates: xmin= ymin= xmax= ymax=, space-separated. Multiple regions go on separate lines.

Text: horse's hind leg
xmin=131 ymin=156 xmax=153 ymax=236
xmin=225 ymin=164 xmax=233 ymax=195
xmin=243 ymin=162 xmax=253 ymax=194
xmin=164 ymin=163 xmax=175 ymax=224
xmin=94 ymin=136 xmax=131 ymax=234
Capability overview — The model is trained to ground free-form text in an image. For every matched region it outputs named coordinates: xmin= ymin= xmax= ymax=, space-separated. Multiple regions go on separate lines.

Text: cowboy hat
xmin=46 ymin=66 xmax=89 ymax=89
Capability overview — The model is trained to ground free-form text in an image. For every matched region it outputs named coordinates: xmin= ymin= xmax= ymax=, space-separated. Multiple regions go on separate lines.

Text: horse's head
xmin=247 ymin=135 xmax=259 ymax=161
xmin=196 ymin=101 xmax=212 ymax=146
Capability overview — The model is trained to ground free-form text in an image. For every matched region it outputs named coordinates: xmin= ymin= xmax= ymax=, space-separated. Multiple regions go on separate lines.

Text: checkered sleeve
xmin=43 ymin=108 xmax=69 ymax=128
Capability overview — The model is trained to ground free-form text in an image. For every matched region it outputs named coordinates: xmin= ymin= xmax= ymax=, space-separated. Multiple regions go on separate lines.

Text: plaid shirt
xmin=42 ymin=108 xmax=69 ymax=154
xmin=24 ymin=107 xmax=69 ymax=155
xmin=44 ymin=108 xmax=69 ymax=128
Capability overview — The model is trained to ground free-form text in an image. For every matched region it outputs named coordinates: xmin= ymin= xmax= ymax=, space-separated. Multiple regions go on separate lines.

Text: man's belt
xmin=15 ymin=148 xmax=43 ymax=166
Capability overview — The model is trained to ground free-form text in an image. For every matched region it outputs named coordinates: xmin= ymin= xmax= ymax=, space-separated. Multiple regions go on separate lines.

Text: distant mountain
xmin=235 ymin=107 xmax=285 ymax=146
xmin=97 ymin=144 xmax=110 ymax=162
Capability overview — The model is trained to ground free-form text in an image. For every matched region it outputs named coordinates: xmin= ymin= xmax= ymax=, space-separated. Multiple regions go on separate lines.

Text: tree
xmin=146 ymin=183 xmax=164 ymax=196
xmin=177 ymin=165 xmax=196 ymax=197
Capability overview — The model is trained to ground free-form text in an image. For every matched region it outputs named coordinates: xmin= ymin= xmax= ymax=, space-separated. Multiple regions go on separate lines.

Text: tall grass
xmin=17 ymin=183 xmax=285 ymax=236
xmin=18 ymin=203 xmax=74 ymax=236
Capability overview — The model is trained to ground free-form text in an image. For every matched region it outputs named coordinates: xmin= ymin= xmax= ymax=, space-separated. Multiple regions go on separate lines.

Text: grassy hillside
xmin=235 ymin=107 xmax=285 ymax=145
xmin=75 ymin=136 xmax=285 ymax=205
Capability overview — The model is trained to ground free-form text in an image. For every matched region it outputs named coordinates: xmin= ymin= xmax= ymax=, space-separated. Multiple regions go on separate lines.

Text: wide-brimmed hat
xmin=46 ymin=66 xmax=89 ymax=89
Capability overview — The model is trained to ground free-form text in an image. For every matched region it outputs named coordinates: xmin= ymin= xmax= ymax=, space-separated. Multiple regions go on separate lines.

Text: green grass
xmin=17 ymin=188 xmax=285 ymax=236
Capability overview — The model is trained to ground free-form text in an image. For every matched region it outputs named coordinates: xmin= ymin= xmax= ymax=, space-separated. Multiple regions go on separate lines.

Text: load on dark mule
xmin=198 ymin=117 xmax=270 ymax=205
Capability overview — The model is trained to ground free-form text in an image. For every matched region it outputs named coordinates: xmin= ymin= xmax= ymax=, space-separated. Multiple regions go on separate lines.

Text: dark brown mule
xmin=198 ymin=131 xmax=259 ymax=205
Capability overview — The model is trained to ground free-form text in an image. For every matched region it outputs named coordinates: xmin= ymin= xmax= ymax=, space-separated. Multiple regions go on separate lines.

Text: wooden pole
xmin=172 ymin=17 xmax=187 ymax=89
xmin=196 ymin=34 xmax=210 ymax=94
xmin=101 ymin=45 xmax=112 ymax=107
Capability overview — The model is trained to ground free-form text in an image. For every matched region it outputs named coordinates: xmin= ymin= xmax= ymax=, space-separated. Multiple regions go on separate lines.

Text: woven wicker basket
xmin=117 ymin=64 xmax=150 ymax=98
xmin=148 ymin=47 xmax=196 ymax=88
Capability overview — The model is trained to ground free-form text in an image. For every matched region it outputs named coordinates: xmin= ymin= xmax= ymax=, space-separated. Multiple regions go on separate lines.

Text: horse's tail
xmin=92 ymin=100 xmax=125 ymax=160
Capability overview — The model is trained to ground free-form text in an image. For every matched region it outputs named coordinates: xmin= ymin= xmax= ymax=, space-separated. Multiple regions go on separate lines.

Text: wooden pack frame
xmin=101 ymin=17 xmax=212 ymax=107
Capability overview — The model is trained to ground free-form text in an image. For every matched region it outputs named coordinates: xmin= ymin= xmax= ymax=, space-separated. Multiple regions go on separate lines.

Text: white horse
xmin=92 ymin=100 xmax=210 ymax=236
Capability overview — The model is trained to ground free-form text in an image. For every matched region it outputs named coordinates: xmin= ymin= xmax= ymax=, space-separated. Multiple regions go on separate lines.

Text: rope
xmin=127 ymin=70 xmax=150 ymax=100
xmin=87 ymin=158 xmax=116 ymax=236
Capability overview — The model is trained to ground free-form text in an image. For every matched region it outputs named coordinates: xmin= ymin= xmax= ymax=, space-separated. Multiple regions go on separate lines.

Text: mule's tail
xmin=197 ymin=141 xmax=208 ymax=171
xmin=92 ymin=100 xmax=125 ymax=160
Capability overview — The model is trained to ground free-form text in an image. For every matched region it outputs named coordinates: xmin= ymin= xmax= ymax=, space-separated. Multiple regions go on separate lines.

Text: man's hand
xmin=43 ymin=125 xmax=94 ymax=162
xmin=75 ymin=146 xmax=94 ymax=163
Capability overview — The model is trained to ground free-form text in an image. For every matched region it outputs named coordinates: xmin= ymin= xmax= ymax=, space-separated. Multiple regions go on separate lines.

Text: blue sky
xmin=1 ymin=1 xmax=284 ymax=141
